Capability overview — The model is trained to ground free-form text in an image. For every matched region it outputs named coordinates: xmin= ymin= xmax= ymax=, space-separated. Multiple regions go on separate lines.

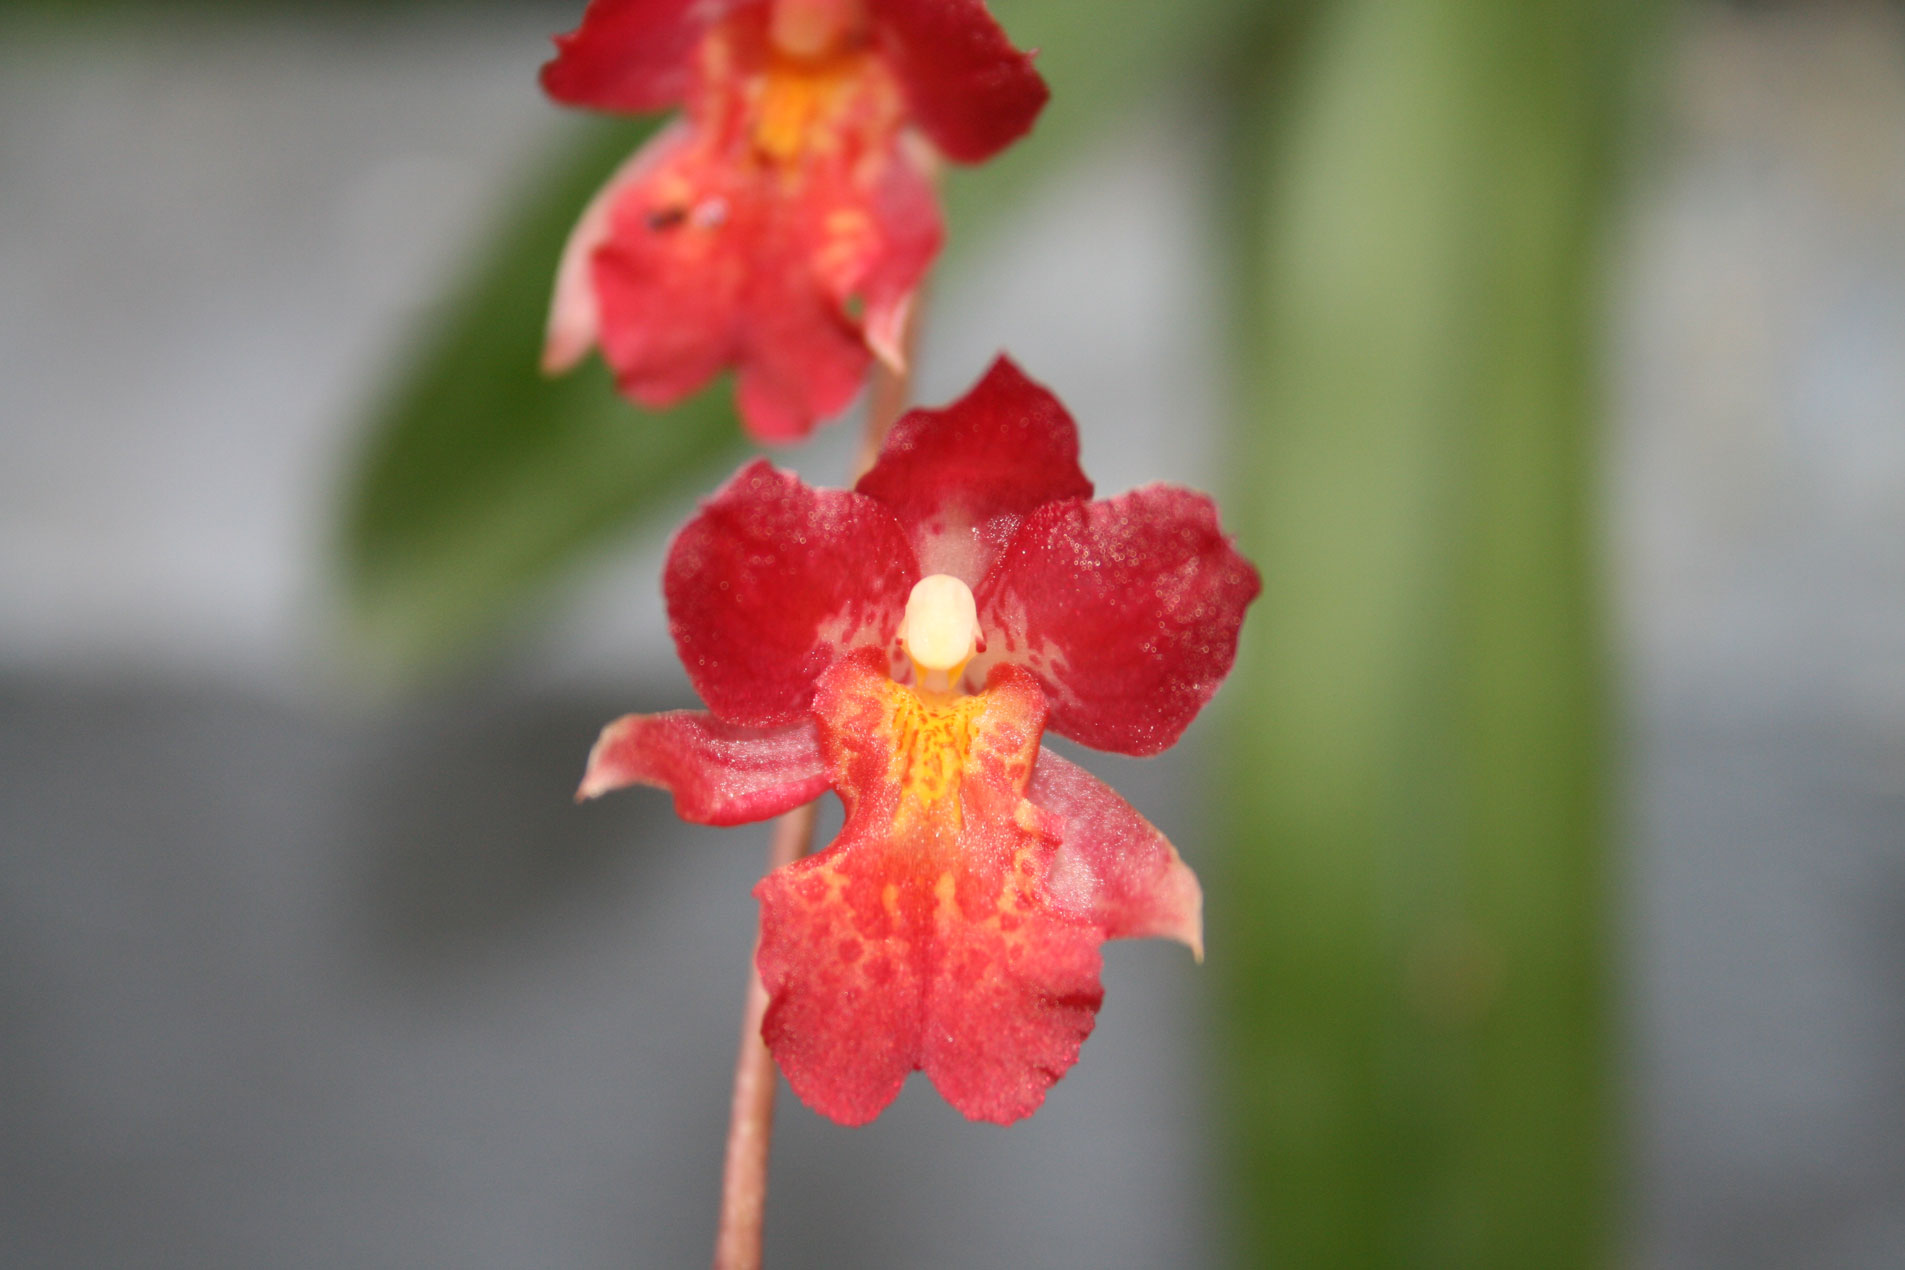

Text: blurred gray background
xmin=3 ymin=3 xmax=1904 ymax=1266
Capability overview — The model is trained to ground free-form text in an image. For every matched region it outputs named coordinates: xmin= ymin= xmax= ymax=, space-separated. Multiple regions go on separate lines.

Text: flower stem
xmin=711 ymin=318 xmax=917 ymax=1270
xmin=856 ymin=307 xmax=920 ymax=478
xmin=712 ymin=801 xmax=816 ymax=1270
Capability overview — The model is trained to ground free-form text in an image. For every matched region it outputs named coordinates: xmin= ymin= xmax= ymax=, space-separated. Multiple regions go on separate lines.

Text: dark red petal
xmin=855 ymin=356 xmax=1093 ymax=581
xmin=758 ymin=655 xmax=1102 ymax=1124
xmin=541 ymin=0 xmax=741 ymax=113
xmin=667 ymin=462 xmax=917 ymax=727
xmin=1025 ymin=750 xmax=1203 ymax=956
xmin=870 ymin=0 xmax=1049 ymax=163
xmin=976 ymin=485 xmax=1262 ymax=756
xmin=577 ymin=711 xmax=828 ymax=825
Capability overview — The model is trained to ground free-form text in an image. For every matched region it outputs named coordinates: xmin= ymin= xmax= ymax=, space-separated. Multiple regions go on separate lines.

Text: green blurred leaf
xmin=335 ymin=0 xmax=1276 ymax=678
xmin=337 ymin=116 xmax=746 ymax=679
xmin=1212 ymin=0 xmax=1652 ymax=1264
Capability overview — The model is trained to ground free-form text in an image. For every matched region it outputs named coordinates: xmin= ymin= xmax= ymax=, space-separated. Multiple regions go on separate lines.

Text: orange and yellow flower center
xmin=817 ymin=604 xmax=1038 ymax=850
xmin=729 ymin=0 xmax=889 ymax=165
xmin=882 ymin=682 xmax=987 ymax=829
xmin=751 ymin=49 xmax=866 ymax=161
xmin=872 ymin=576 xmax=987 ymax=828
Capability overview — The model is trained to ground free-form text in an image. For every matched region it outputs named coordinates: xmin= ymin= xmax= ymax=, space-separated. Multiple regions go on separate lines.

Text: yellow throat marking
xmin=753 ymin=47 xmax=873 ymax=163
xmin=884 ymin=684 xmax=986 ymax=829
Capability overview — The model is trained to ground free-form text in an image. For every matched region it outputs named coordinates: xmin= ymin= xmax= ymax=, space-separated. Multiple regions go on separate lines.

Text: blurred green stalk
xmin=1215 ymin=0 xmax=1646 ymax=1264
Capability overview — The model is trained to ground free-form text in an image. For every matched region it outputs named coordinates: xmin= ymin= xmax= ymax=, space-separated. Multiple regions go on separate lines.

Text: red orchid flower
xmin=540 ymin=0 xmax=1048 ymax=441
xmin=579 ymin=358 xmax=1261 ymax=1125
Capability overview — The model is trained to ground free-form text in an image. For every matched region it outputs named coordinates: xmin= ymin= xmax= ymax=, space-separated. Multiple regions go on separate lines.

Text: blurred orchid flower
xmin=541 ymin=0 xmax=1048 ymax=440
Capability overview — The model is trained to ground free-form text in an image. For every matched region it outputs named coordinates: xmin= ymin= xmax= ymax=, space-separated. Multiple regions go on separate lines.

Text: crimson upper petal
xmin=662 ymin=362 xmax=1260 ymax=750
xmin=975 ymin=485 xmax=1263 ymax=756
xmin=666 ymin=460 xmax=917 ymax=726
xmin=854 ymin=355 xmax=1092 ymax=579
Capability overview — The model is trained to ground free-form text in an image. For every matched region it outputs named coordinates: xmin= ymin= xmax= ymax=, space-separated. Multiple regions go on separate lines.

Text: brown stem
xmin=710 ymin=307 xmax=917 ymax=1270
xmin=856 ymin=361 xmax=910 ymax=479
xmin=712 ymin=801 xmax=815 ymax=1270
xmin=856 ymin=303 xmax=921 ymax=478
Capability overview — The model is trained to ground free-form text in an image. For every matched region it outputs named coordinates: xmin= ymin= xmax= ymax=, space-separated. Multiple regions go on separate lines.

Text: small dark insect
xmin=645 ymin=205 xmax=688 ymax=232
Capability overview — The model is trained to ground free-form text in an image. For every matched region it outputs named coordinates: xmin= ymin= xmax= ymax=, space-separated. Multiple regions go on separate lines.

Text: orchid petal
xmin=541 ymin=0 xmax=736 ymax=114
xmin=756 ymin=834 xmax=1104 ymax=1124
xmin=855 ymin=356 xmax=1092 ymax=581
xmin=846 ymin=136 xmax=942 ymax=376
xmin=757 ymin=655 xmax=1101 ymax=1125
xmin=870 ymin=0 xmax=1049 ymax=163
xmin=543 ymin=121 xmax=694 ymax=376
xmin=667 ymin=463 xmax=917 ymax=726
xmin=579 ymin=711 xmax=829 ymax=825
xmin=976 ymin=485 xmax=1262 ymax=756
xmin=585 ymin=127 xmax=751 ymax=415
xmin=1027 ymin=749 xmax=1204 ymax=958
